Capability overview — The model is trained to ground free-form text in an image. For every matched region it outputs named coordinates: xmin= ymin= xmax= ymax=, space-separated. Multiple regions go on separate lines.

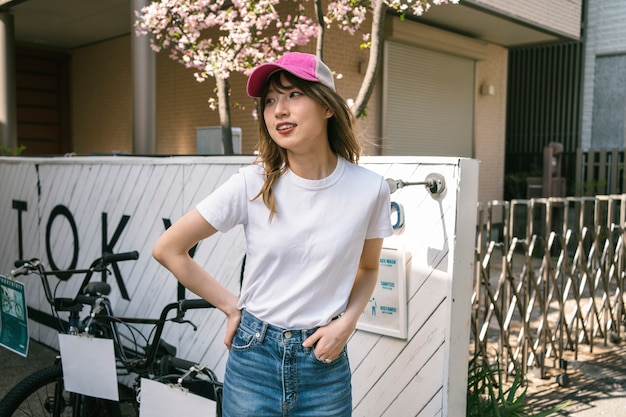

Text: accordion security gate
xmin=472 ymin=195 xmax=626 ymax=381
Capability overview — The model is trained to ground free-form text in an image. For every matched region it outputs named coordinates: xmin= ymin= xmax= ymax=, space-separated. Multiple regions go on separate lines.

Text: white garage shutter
xmin=381 ymin=41 xmax=475 ymax=157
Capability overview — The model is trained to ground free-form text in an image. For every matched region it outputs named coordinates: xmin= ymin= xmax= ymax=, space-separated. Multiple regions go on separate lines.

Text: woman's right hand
xmin=224 ymin=307 xmax=242 ymax=349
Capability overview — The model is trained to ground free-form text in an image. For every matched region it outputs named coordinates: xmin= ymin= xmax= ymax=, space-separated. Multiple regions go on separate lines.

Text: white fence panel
xmin=0 ymin=155 xmax=478 ymax=416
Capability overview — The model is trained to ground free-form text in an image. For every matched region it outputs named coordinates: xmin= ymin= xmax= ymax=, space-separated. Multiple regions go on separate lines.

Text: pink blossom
xmin=134 ymin=0 xmax=459 ymax=108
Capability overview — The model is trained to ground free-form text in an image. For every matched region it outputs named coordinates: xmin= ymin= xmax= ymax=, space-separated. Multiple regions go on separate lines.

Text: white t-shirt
xmin=196 ymin=156 xmax=393 ymax=329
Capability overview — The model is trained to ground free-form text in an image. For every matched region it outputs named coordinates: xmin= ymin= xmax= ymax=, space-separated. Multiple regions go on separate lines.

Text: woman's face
xmin=263 ymin=74 xmax=332 ymax=156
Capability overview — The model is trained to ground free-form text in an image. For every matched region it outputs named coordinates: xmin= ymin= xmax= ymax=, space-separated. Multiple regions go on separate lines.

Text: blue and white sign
xmin=357 ymin=247 xmax=408 ymax=339
xmin=0 ymin=275 xmax=29 ymax=356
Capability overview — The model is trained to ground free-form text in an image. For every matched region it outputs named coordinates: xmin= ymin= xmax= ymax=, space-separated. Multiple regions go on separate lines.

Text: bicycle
xmin=0 ymin=252 xmax=222 ymax=417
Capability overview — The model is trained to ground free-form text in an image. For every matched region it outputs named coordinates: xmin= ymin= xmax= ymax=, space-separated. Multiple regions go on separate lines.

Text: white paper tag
xmin=58 ymin=334 xmax=119 ymax=401
xmin=139 ymin=378 xmax=216 ymax=417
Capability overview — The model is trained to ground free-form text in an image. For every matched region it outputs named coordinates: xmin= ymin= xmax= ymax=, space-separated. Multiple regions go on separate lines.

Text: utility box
xmin=526 ymin=142 xmax=566 ymax=198
xmin=526 ymin=177 xmax=543 ymax=199
xmin=196 ymin=127 xmax=242 ymax=154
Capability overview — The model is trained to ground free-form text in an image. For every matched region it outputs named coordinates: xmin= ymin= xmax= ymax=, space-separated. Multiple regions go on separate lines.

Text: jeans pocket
xmin=312 ymin=344 xmax=347 ymax=365
xmin=231 ymin=326 xmax=257 ymax=351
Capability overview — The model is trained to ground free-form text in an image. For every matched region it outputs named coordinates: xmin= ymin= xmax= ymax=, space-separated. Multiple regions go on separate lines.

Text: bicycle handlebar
xmin=11 ymin=251 xmax=139 ymax=278
xmin=102 ymin=251 xmax=139 ymax=264
xmin=14 ymin=258 xmax=39 ymax=268
xmin=8 ymin=252 xmax=140 ymax=312
xmin=179 ymin=299 xmax=213 ymax=310
xmin=10 ymin=258 xmax=41 ymax=277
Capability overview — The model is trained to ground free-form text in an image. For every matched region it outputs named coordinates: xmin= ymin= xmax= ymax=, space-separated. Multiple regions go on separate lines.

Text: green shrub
xmin=467 ymin=353 xmax=568 ymax=417
xmin=0 ymin=144 xmax=25 ymax=156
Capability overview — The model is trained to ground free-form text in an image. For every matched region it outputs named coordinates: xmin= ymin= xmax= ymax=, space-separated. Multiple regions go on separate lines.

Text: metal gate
xmin=472 ymin=195 xmax=626 ymax=381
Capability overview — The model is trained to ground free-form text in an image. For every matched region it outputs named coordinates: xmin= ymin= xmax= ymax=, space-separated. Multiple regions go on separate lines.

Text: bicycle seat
xmin=83 ymin=281 xmax=112 ymax=296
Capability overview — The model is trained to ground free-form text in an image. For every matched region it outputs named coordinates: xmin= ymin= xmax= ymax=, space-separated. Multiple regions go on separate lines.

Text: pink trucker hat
xmin=246 ymin=52 xmax=336 ymax=98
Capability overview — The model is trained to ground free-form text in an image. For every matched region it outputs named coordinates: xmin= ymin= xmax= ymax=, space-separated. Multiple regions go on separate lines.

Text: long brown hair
xmin=253 ymin=71 xmax=361 ymax=218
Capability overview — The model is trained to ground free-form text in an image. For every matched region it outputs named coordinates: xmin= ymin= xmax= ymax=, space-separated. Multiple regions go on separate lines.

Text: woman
xmin=152 ymin=52 xmax=393 ymax=416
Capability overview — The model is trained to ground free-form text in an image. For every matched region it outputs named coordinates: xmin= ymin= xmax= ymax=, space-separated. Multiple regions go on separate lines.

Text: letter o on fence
xmin=46 ymin=205 xmax=79 ymax=280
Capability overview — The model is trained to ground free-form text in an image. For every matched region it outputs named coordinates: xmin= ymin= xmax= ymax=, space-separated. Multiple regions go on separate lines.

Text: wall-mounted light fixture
xmin=480 ymin=84 xmax=495 ymax=96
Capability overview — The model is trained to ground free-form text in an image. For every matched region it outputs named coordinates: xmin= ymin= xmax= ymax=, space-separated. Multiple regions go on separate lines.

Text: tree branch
xmin=352 ymin=0 xmax=388 ymax=119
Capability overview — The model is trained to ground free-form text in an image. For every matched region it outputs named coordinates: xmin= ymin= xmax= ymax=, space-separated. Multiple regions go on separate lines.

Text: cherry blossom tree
xmin=135 ymin=0 xmax=459 ymax=153
xmin=135 ymin=0 xmax=318 ymax=153
xmin=323 ymin=0 xmax=459 ymax=117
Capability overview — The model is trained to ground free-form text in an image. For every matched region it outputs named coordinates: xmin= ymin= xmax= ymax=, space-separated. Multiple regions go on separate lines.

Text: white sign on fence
xmin=357 ymin=247 xmax=409 ymax=339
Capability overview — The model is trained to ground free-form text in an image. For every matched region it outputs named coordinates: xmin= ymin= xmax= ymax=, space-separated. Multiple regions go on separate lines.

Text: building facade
xmin=582 ymin=0 xmax=626 ymax=150
xmin=0 ymin=0 xmax=583 ymax=203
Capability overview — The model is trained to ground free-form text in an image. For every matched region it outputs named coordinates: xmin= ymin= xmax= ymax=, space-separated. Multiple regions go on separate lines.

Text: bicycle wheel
xmin=0 ymin=365 xmax=125 ymax=417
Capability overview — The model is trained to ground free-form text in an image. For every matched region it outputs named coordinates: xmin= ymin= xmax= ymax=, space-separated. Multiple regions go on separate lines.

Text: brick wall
xmin=475 ymin=44 xmax=508 ymax=204
xmin=71 ymin=37 xmax=132 ymax=155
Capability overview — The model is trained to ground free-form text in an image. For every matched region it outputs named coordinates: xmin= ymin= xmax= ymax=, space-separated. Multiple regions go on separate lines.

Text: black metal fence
xmin=506 ymin=148 xmax=626 ymax=200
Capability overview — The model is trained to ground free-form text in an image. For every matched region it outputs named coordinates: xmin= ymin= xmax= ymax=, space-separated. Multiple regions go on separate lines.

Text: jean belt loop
xmin=256 ymin=320 xmax=268 ymax=343
xmin=301 ymin=329 xmax=312 ymax=353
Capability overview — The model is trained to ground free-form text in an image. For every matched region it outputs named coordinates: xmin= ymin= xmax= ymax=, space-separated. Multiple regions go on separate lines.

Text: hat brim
xmin=246 ymin=63 xmax=320 ymax=98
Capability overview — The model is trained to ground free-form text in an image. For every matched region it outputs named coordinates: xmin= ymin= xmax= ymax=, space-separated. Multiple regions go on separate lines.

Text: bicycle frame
xmin=2 ymin=252 xmax=222 ymax=417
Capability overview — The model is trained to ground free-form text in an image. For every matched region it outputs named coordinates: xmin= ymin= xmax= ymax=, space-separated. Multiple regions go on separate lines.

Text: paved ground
xmin=524 ymin=342 xmax=626 ymax=416
xmin=2 ymin=338 xmax=626 ymax=415
xmin=480 ymin=252 xmax=626 ymax=416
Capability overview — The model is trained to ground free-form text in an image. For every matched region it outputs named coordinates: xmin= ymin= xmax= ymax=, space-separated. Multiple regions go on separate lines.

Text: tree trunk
xmin=314 ymin=0 xmax=325 ymax=59
xmin=351 ymin=1 xmax=388 ymax=119
xmin=216 ymin=76 xmax=234 ymax=155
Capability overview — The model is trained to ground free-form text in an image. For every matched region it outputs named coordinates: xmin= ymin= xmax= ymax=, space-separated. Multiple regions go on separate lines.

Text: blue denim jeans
xmin=222 ymin=309 xmax=352 ymax=417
